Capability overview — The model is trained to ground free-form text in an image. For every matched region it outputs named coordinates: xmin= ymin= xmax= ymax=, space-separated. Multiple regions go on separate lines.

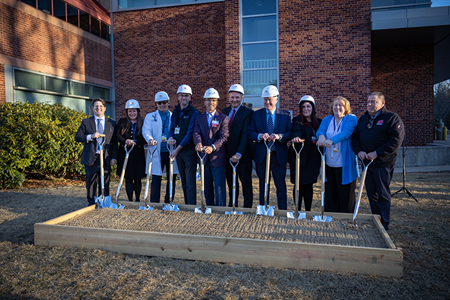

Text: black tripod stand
xmin=391 ymin=132 xmax=418 ymax=202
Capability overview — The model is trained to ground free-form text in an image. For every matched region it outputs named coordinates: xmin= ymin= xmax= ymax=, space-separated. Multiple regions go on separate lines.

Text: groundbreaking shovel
xmin=139 ymin=145 xmax=157 ymax=210
xmin=287 ymin=139 xmax=306 ymax=220
xmin=163 ymin=143 xmax=180 ymax=212
xmin=95 ymin=134 xmax=112 ymax=209
xmin=225 ymin=158 xmax=243 ymax=215
xmin=353 ymin=158 xmax=374 ymax=225
xmin=110 ymin=143 xmax=134 ymax=209
xmin=195 ymin=149 xmax=211 ymax=214
xmin=256 ymin=140 xmax=275 ymax=216
xmin=313 ymin=145 xmax=332 ymax=222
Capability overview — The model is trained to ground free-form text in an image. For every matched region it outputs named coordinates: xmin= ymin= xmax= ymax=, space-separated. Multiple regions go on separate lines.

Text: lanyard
xmin=332 ymin=117 xmax=343 ymax=135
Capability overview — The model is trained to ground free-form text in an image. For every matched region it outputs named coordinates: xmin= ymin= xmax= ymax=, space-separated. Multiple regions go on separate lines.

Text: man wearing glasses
xmin=75 ymin=98 xmax=117 ymax=206
xmin=352 ymin=91 xmax=404 ymax=230
xmin=193 ymin=88 xmax=229 ymax=206
xmin=167 ymin=84 xmax=200 ymax=205
xmin=143 ymin=91 xmax=179 ymax=203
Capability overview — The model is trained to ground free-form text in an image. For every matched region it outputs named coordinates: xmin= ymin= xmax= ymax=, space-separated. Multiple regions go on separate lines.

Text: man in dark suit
xmin=248 ymin=85 xmax=292 ymax=210
xmin=193 ymin=88 xmax=229 ymax=207
xmin=222 ymin=84 xmax=254 ymax=208
xmin=75 ymin=98 xmax=117 ymax=206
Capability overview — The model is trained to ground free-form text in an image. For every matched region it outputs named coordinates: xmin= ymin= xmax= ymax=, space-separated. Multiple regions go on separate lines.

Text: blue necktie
xmin=97 ymin=118 xmax=104 ymax=151
xmin=267 ymin=112 xmax=274 ymax=150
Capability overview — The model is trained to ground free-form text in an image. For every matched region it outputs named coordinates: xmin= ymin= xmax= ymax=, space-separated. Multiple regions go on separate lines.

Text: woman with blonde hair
xmin=316 ymin=96 xmax=359 ymax=213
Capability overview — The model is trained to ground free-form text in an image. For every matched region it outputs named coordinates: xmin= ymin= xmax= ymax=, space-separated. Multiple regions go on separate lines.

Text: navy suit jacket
xmin=193 ymin=111 xmax=229 ymax=168
xmin=222 ymin=105 xmax=253 ymax=163
xmin=248 ymin=108 xmax=292 ymax=165
xmin=75 ymin=116 xmax=117 ymax=166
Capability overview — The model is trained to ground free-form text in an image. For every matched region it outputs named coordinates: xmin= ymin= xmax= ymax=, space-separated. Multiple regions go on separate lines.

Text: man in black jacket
xmin=352 ymin=92 xmax=404 ymax=230
xmin=167 ymin=84 xmax=200 ymax=205
xmin=75 ymin=98 xmax=117 ymax=206
xmin=222 ymin=84 xmax=254 ymax=208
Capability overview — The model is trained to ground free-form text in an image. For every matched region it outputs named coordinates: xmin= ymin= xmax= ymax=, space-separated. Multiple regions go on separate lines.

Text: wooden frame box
xmin=34 ymin=204 xmax=403 ymax=277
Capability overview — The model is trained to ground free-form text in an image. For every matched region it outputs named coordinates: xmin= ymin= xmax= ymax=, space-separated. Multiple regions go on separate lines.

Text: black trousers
xmin=292 ymin=183 xmax=314 ymax=211
xmin=85 ymin=155 xmax=111 ymax=206
xmin=175 ymin=149 xmax=197 ymax=205
xmin=226 ymin=160 xmax=253 ymax=208
xmin=150 ymin=151 xmax=177 ymax=203
xmin=324 ymin=165 xmax=356 ymax=213
xmin=125 ymin=178 xmax=142 ymax=202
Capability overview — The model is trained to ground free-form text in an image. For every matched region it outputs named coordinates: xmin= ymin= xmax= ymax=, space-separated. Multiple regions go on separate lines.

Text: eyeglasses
xmin=368 ymin=118 xmax=374 ymax=129
xmin=157 ymin=101 xmax=169 ymax=105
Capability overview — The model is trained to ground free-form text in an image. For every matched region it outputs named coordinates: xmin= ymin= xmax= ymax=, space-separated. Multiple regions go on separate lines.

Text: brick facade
xmin=371 ymin=46 xmax=435 ymax=146
xmin=0 ymin=63 xmax=5 ymax=103
xmin=0 ymin=0 xmax=111 ymax=88
xmin=113 ymin=2 xmax=226 ymax=120
xmin=278 ymin=0 xmax=372 ymax=118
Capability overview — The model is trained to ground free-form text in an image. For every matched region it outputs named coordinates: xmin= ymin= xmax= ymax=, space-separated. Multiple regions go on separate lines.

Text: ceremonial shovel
xmin=195 ymin=150 xmax=211 ymax=214
xmin=287 ymin=140 xmax=306 ymax=219
xmin=110 ymin=144 xmax=134 ymax=209
xmin=163 ymin=143 xmax=180 ymax=212
xmin=352 ymin=158 xmax=373 ymax=225
xmin=313 ymin=145 xmax=332 ymax=222
xmin=256 ymin=140 xmax=275 ymax=216
xmin=94 ymin=134 xmax=112 ymax=209
xmin=139 ymin=145 xmax=157 ymax=210
xmin=225 ymin=159 xmax=243 ymax=215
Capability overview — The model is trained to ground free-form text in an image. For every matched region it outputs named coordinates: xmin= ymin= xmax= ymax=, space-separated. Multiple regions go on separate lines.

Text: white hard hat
xmin=261 ymin=85 xmax=279 ymax=98
xmin=125 ymin=99 xmax=140 ymax=109
xmin=177 ymin=84 xmax=192 ymax=95
xmin=228 ymin=84 xmax=244 ymax=95
xmin=155 ymin=91 xmax=169 ymax=102
xmin=299 ymin=95 xmax=315 ymax=105
xmin=204 ymin=88 xmax=220 ymax=99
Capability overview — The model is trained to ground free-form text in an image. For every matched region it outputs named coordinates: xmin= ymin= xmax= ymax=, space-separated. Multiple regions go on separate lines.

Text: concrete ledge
xmin=394 ymin=141 xmax=450 ymax=168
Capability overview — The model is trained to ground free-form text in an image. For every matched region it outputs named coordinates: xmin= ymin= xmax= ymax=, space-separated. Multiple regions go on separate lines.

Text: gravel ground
xmin=0 ymin=172 xmax=449 ymax=299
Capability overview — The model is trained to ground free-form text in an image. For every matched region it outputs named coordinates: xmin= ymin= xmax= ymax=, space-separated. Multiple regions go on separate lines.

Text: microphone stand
xmin=391 ymin=128 xmax=418 ymax=202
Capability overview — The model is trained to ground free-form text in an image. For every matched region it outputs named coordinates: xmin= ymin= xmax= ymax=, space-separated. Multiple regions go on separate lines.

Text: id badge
xmin=211 ymin=120 xmax=219 ymax=128
xmin=333 ymin=147 xmax=338 ymax=153
xmin=161 ymin=136 xmax=167 ymax=142
xmin=174 ymin=127 xmax=180 ymax=134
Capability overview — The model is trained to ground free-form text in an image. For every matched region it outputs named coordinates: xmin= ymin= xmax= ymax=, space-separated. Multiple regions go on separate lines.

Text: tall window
xmin=241 ymin=0 xmax=278 ymax=103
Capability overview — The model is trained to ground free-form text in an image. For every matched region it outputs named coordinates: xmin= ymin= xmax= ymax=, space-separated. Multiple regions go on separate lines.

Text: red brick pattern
xmin=0 ymin=2 xmax=111 ymax=82
xmin=278 ymin=0 xmax=372 ymax=119
xmin=113 ymin=3 xmax=226 ymax=119
xmin=224 ymin=0 xmax=241 ymax=92
xmin=0 ymin=63 xmax=5 ymax=103
xmin=371 ymin=46 xmax=434 ymax=146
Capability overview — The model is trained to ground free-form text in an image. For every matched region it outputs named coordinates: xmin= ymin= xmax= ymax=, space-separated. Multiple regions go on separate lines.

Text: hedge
xmin=0 ymin=102 xmax=87 ymax=189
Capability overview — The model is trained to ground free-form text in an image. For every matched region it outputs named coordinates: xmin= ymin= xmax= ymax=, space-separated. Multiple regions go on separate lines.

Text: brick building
xmin=1 ymin=0 xmax=114 ymax=115
xmin=2 ymin=0 xmax=449 ymax=146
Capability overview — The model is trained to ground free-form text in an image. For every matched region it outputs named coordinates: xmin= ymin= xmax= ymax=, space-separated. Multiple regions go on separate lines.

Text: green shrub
xmin=0 ymin=102 xmax=87 ymax=189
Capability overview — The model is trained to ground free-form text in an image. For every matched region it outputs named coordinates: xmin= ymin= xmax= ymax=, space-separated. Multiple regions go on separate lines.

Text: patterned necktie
xmin=267 ymin=112 xmax=274 ymax=150
xmin=97 ymin=118 xmax=104 ymax=151
xmin=229 ymin=109 xmax=236 ymax=125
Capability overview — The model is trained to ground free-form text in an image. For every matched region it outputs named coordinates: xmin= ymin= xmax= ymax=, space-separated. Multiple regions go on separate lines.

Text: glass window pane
xmin=38 ymin=0 xmax=52 ymax=14
xmin=73 ymin=82 xmax=91 ymax=97
xmin=46 ymin=77 xmax=68 ymax=94
xmin=101 ymin=22 xmax=110 ymax=40
xmin=14 ymin=70 xmax=44 ymax=90
xmin=80 ymin=11 xmax=90 ymax=32
xmin=53 ymin=0 xmax=66 ymax=21
xmin=242 ymin=0 xmax=276 ymax=16
xmin=243 ymin=43 xmax=277 ymax=69
xmin=243 ymin=70 xmax=277 ymax=96
xmin=21 ymin=0 xmax=36 ymax=8
xmin=67 ymin=4 xmax=78 ymax=27
xmin=242 ymin=16 xmax=276 ymax=43
xmin=93 ymin=86 xmax=110 ymax=100
xmin=91 ymin=17 xmax=100 ymax=36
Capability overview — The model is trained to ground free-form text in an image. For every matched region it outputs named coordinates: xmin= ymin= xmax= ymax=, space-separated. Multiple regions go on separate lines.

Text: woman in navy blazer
xmin=316 ymin=96 xmax=359 ymax=213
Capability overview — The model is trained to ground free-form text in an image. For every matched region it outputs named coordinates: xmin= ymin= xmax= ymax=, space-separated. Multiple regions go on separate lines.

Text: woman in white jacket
xmin=142 ymin=91 xmax=179 ymax=203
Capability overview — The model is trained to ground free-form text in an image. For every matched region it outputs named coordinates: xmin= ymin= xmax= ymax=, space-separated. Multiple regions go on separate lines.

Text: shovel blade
xmin=194 ymin=207 xmax=211 ymax=214
xmin=162 ymin=204 xmax=180 ymax=212
xmin=95 ymin=196 xmax=112 ymax=209
xmin=287 ymin=212 xmax=306 ymax=219
xmin=110 ymin=203 xmax=124 ymax=209
xmin=225 ymin=210 xmax=243 ymax=215
xmin=313 ymin=215 xmax=333 ymax=222
xmin=256 ymin=205 xmax=275 ymax=216
xmin=139 ymin=205 xmax=154 ymax=211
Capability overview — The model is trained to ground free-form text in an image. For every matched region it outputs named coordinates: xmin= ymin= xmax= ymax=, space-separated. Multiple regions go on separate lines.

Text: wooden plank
xmin=43 ymin=205 xmax=95 ymax=225
xmin=35 ymin=212 xmax=403 ymax=277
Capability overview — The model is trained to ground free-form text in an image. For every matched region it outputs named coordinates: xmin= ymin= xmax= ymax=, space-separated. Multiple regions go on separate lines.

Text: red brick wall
xmin=278 ymin=0 xmax=372 ymax=118
xmin=224 ymin=0 xmax=241 ymax=93
xmin=371 ymin=46 xmax=434 ymax=146
xmin=113 ymin=3 xmax=226 ymax=119
xmin=0 ymin=63 xmax=5 ymax=103
xmin=0 ymin=1 xmax=111 ymax=82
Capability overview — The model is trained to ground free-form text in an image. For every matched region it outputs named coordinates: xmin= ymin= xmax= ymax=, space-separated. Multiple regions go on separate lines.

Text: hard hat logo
xmin=125 ymin=99 xmax=140 ymax=109
xmin=155 ymin=91 xmax=170 ymax=102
